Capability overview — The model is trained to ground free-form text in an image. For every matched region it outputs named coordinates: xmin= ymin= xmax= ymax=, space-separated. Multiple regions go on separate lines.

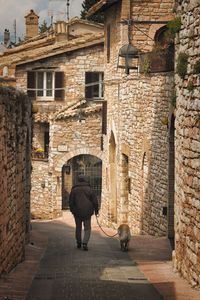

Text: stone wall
xmin=100 ymin=0 xmax=175 ymax=236
xmin=101 ymin=73 xmax=174 ymax=235
xmin=49 ymin=111 xmax=103 ymax=218
xmin=174 ymin=0 xmax=200 ymax=288
xmin=0 ymin=85 xmax=32 ymax=276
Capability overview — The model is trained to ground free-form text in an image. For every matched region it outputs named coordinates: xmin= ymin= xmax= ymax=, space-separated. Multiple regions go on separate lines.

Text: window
xmin=32 ymin=123 xmax=49 ymax=160
xmin=85 ymin=72 xmax=104 ymax=100
xmin=27 ymin=71 xmax=64 ymax=101
xmin=36 ymin=71 xmax=54 ymax=98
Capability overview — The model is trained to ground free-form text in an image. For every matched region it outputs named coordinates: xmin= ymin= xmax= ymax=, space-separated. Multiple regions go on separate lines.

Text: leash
xmin=95 ymin=215 xmax=118 ymax=238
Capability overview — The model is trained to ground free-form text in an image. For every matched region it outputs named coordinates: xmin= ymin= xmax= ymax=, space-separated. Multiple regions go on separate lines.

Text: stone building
xmin=0 ymin=1 xmax=199 ymax=288
xmin=88 ymin=0 xmax=175 ymax=238
xmin=173 ymin=0 xmax=200 ymax=288
xmin=0 ymin=17 xmax=104 ymax=219
xmin=0 ymin=83 xmax=32 ymax=276
xmin=87 ymin=0 xmax=200 ymax=288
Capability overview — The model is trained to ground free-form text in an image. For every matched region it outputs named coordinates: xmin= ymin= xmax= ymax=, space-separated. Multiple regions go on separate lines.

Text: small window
xmin=27 ymin=71 xmax=64 ymax=101
xmin=32 ymin=123 xmax=49 ymax=160
xmin=85 ymin=72 xmax=104 ymax=100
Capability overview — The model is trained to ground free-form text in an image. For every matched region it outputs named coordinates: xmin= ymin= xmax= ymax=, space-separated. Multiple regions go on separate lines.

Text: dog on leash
xmin=117 ymin=224 xmax=131 ymax=252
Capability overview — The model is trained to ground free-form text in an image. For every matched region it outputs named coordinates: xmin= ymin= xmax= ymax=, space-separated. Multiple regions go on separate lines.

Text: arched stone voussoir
xmin=54 ymin=147 xmax=103 ymax=172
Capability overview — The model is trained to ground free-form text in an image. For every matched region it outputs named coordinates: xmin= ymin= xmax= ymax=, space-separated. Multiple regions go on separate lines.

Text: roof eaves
xmin=16 ymin=35 xmax=104 ymax=66
xmin=87 ymin=0 xmax=118 ymax=17
xmin=3 ymin=35 xmax=55 ymax=56
xmin=54 ymin=102 xmax=102 ymax=121
xmin=69 ymin=17 xmax=104 ymax=28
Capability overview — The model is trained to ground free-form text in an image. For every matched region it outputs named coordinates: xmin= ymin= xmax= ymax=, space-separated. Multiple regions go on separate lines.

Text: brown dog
xmin=117 ymin=224 xmax=131 ymax=251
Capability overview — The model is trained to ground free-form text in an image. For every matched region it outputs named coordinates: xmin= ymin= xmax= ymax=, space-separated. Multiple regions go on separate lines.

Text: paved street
xmin=26 ymin=214 xmax=163 ymax=300
xmin=0 ymin=212 xmax=199 ymax=300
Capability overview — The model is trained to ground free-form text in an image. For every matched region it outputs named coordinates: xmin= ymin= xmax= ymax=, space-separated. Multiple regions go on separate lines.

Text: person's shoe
xmin=77 ymin=242 xmax=82 ymax=249
xmin=82 ymin=243 xmax=88 ymax=251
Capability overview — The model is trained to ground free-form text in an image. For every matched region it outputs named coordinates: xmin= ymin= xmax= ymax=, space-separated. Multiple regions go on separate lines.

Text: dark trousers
xmin=74 ymin=216 xmax=91 ymax=245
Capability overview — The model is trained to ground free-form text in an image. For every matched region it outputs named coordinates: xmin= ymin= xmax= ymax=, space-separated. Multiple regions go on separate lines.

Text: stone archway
xmin=109 ymin=131 xmax=117 ymax=223
xmin=168 ymin=115 xmax=175 ymax=248
xmin=141 ymin=152 xmax=149 ymax=233
xmin=121 ymin=153 xmax=129 ymax=223
xmin=54 ymin=147 xmax=103 ymax=173
xmin=59 ymin=152 xmax=102 ymax=210
xmin=52 ymin=148 xmax=103 ymax=215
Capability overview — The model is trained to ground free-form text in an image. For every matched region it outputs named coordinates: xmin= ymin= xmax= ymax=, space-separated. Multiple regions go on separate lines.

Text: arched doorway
xmin=168 ymin=115 xmax=175 ymax=248
xmin=154 ymin=25 xmax=175 ymax=72
xmin=109 ymin=131 xmax=117 ymax=222
xmin=62 ymin=154 xmax=102 ymax=209
xmin=142 ymin=153 xmax=149 ymax=233
xmin=121 ymin=153 xmax=129 ymax=223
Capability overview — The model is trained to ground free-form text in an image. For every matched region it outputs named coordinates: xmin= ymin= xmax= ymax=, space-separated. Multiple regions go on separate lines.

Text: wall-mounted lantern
xmin=117 ymin=44 xmax=140 ymax=75
xmin=118 ymin=17 xmax=168 ymax=75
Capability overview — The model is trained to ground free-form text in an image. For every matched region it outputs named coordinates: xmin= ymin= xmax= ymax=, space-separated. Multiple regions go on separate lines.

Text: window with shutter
xmin=27 ymin=71 xmax=36 ymax=99
xmin=27 ymin=71 xmax=65 ymax=101
xmin=107 ymin=24 xmax=111 ymax=63
xmin=85 ymin=72 xmax=104 ymax=100
xmin=55 ymin=71 xmax=65 ymax=101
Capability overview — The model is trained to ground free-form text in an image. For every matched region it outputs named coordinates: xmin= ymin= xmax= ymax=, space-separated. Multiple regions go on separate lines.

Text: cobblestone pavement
xmin=26 ymin=214 xmax=163 ymax=300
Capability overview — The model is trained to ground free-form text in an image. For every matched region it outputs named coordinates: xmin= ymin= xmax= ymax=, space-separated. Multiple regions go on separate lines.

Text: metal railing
xmin=32 ymin=151 xmax=48 ymax=160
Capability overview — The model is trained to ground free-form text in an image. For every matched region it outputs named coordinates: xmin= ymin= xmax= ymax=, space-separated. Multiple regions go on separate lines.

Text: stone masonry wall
xmin=101 ymin=73 xmax=174 ymax=235
xmin=0 ymin=85 xmax=32 ymax=276
xmin=16 ymin=44 xmax=104 ymax=105
xmin=120 ymin=74 xmax=174 ymax=235
xmin=48 ymin=110 xmax=103 ymax=218
xmin=174 ymin=0 xmax=200 ymax=288
xmin=30 ymin=109 xmax=102 ymax=219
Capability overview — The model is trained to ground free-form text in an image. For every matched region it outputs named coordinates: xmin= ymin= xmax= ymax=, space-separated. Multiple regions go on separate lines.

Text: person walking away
xmin=69 ymin=174 xmax=99 ymax=251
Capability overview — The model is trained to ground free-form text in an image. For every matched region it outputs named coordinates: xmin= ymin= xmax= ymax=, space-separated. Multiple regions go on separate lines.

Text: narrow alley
xmin=0 ymin=212 xmax=199 ymax=300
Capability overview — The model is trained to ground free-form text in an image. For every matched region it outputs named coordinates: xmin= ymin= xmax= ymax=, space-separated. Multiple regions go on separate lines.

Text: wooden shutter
xmin=85 ymin=72 xmax=93 ymax=99
xmin=102 ymin=101 xmax=107 ymax=135
xmin=27 ymin=71 xmax=36 ymax=99
xmin=107 ymin=24 xmax=111 ymax=63
xmin=55 ymin=72 xmax=65 ymax=101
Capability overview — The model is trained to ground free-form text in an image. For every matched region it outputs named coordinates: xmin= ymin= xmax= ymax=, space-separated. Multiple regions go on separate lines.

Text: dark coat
xmin=69 ymin=181 xmax=98 ymax=220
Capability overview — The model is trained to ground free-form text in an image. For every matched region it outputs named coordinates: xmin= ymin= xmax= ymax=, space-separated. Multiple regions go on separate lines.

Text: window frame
xmin=36 ymin=71 xmax=55 ymax=101
xmin=27 ymin=70 xmax=65 ymax=101
xmin=85 ymin=71 xmax=104 ymax=100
